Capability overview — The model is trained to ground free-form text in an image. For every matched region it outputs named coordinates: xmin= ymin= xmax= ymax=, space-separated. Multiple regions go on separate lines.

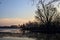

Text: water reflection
xmin=0 ymin=28 xmax=21 ymax=33
xmin=0 ymin=29 xmax=60 ymax=40
xmin=0 ymin=37 xmax=36 ymax=40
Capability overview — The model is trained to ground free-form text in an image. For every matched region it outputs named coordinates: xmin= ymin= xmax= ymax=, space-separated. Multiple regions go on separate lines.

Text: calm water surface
xmin=0 ymin=37 xmax=36 ymax=40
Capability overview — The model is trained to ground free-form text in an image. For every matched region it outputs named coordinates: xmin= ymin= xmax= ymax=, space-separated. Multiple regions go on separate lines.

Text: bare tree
xmin=32 ymin=0 xmax=60 ymax=24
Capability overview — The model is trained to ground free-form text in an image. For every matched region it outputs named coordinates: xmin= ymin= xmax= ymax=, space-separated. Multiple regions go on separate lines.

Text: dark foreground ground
xmin=0 ymin=32 xmax=60 ymax=40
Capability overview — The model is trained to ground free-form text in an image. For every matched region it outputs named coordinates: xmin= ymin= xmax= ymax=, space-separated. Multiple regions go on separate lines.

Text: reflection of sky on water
xmin=0 ymin=29 xmax=21 ymax=33
xmin=0 ymin=37 xmax=36 ymax=40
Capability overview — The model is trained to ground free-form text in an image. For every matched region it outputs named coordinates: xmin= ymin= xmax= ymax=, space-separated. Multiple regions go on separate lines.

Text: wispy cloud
xmin=0 ymin=18 xmax=34 ymax=26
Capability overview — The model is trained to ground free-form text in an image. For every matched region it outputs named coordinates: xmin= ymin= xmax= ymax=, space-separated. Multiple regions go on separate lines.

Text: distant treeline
xmin=0 ymin=25 xmax=21 ymax=28
xmin=0 ymin=21 xmax=60 ymax=34
xmin=20 ymin=21 xmax=60 ymax=34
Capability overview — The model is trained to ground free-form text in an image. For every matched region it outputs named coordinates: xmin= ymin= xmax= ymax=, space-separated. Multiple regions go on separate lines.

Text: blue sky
xmin=0 ymin=0 xmax=36 ymax=26
xmin=0 ymin=0 xmax=36 ymax=18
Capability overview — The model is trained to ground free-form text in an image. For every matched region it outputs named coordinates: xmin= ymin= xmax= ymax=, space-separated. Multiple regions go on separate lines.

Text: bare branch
xmin=49 ymin=8 xmax=57 ymax=22
xmin=32 ymin=0 xmax=60 ymax=23
xmin=46 ymin=0 xmax=60 ymax=5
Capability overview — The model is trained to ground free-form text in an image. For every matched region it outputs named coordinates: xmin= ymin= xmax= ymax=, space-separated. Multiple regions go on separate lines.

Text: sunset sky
xmin=0 ymin=0 xmax=36 ymax=26
xmin=0 ymin=0 xmax=60 ymax=26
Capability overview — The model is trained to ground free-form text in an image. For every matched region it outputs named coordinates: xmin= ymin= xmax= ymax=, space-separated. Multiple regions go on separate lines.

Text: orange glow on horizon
xmin=0 ymin=18 xmax=35 ymax=26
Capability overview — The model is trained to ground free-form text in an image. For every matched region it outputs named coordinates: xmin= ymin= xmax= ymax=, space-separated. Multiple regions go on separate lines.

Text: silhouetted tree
xmin=32 ymin=0 xmax=60 ymax=24
xmin=20 ymin=0 xmax=60 ymax=40
xmin=31 ymin=0 xmax=60 ymax=40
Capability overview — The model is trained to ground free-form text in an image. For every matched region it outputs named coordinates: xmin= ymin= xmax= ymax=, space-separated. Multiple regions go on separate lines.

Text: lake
xmin=0 ymin=37 xmax=36 ymax=40
xmin=0 ymin=28 xmax=21 ymax=33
